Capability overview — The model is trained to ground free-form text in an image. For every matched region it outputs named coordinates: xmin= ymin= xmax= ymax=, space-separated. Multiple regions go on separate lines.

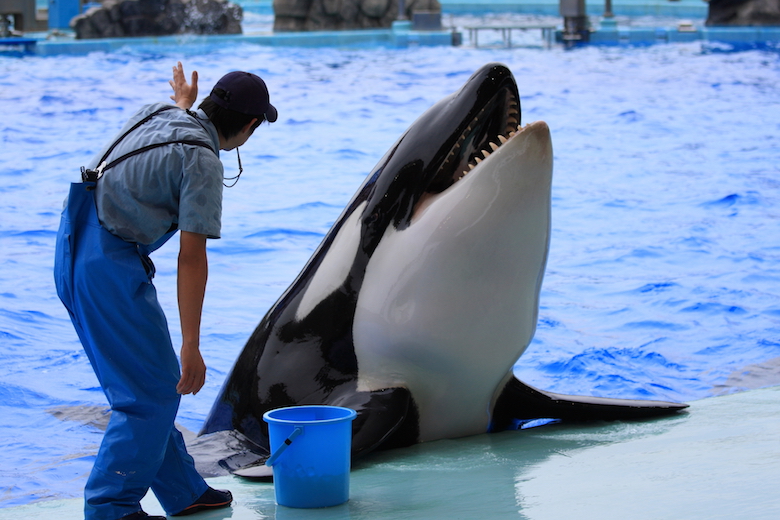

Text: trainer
xmin=54 ymin=63 xmax=277 ymax=520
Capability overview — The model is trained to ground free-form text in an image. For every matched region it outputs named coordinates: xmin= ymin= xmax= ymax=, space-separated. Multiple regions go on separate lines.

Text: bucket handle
xmin=266 ymin=427 xmax=303 ymax=467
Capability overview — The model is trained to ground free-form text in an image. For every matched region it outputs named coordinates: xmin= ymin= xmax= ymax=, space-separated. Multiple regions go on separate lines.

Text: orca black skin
xmin=200 ymin=63 xmax=687 ymax=474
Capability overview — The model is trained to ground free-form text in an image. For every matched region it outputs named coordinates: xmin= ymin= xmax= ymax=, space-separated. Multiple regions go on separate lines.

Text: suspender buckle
xmin=81 ymin=161 xmax=107 ymax=183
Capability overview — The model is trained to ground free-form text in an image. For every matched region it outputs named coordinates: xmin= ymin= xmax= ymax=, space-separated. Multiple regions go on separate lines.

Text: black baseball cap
xmin=210 ymin=71 xmax=278 ymax=123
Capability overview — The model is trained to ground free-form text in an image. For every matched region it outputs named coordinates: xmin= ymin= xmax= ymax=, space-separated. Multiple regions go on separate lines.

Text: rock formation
xmin=71 ymin=0 xmax=242 ymax=39
xmin=273 ymin=0 xmax=440 ymax=31
xmin=706 ymin=0 xmax=780 ymax=26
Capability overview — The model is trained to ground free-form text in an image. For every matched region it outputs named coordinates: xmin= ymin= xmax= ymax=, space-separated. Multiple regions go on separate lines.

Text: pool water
xmin=1 ymin=37 xmax=779 ymax=507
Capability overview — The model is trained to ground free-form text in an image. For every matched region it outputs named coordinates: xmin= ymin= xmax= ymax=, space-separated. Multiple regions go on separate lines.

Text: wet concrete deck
xmin=2 ymin=385 xmax=777 ymax=519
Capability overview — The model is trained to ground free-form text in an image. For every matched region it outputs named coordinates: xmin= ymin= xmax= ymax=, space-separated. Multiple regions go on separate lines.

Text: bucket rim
xmin=263 ymin=404 xmax=357 ymax=425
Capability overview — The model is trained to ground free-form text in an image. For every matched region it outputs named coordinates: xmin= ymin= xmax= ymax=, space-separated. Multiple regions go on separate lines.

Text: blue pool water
xmin=1 ymin=38 xmax=780 ymax=507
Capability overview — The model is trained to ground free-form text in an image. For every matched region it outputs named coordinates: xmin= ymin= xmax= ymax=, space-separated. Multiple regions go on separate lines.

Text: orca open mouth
xmin=359 ymin=63 xmax=523 ymax=231
xmin=428 ymin=87 xmax=521 ymax=194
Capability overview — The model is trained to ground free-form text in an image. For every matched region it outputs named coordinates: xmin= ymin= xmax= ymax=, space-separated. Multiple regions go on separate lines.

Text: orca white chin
xmin=354 ymin=121 xmax=553 ymax=441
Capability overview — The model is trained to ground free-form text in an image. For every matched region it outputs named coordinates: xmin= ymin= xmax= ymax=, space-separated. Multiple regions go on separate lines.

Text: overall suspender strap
xmin=99 ymin=106 xmax=178 ymax=164
xmin=81 ymin=106 xmax=217 ymax=182
xmin=100 ymin=140 xmax=216 ymax=173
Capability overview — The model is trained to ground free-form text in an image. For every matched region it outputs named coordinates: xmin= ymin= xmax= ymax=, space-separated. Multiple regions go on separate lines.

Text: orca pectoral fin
xmin=182 ymin=428 xmax=271 ymax=479
xmin=230 ymin=460 xmax=274 ymax=479
xmin=491 ymin=377 xmax=689 ymax=431
xmin=330 ymin=387 xmax=419 ymax=456
xmin=219 ymin=449 xmax=271 ymax=480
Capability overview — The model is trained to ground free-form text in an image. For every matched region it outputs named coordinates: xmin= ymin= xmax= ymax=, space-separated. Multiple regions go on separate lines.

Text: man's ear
xmin=241 ymin=118 xmax=259 ymax=134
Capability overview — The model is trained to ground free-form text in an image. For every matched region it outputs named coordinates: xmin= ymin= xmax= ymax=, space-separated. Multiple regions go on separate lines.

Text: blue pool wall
xmin=35 ymin=0 xmax=709 ymax=16
xmin=5 ymin=0 xmax=780 ymax=54
xmin=236 ymin=0 xmax=709 ymax=17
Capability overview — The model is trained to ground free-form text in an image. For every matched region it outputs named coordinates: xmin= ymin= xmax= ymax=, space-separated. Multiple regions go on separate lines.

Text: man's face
xmin=221 ymin=119 xmax=258 ymax=151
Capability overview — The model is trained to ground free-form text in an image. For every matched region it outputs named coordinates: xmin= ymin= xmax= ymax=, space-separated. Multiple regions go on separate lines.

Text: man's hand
xmin=170 ymin=61 xmax=199 ymax=110
xmin=178 ymin=343 xmax=207 ymax=395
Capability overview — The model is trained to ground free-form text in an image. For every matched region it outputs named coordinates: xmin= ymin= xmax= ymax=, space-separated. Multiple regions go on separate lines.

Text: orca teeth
xmin=445 ymin=93 xmax=519 ymax=187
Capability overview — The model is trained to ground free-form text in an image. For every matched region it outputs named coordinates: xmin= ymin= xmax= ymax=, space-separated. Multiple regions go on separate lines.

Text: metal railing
xmin=465 ymin=25 xmax=558 ymax=49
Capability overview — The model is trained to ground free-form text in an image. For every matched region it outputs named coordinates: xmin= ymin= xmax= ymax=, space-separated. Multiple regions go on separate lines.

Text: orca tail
xmin=491 ymin=376 xmax=688 ymax=432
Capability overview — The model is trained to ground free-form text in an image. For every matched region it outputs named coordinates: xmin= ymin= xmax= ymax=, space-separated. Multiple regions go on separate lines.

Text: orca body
xmin=201 ymin=63 xmax=687 ymax=473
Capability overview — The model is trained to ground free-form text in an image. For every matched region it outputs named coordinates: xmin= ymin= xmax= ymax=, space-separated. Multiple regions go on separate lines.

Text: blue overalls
xmin=54 ymin=181 xmax=209 ymax=516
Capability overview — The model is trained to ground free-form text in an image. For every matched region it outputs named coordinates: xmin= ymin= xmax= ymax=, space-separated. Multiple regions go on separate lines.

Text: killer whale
xmin=200 ymin=63 xmax=687 ymax=473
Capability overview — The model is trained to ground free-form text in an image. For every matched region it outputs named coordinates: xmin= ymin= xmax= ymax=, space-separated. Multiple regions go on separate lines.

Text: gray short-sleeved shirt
xmin=91 ymin=103 xmax=223 ymax=245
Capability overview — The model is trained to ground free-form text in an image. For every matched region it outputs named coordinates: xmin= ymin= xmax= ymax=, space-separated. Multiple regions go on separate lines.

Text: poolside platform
xmin=14 ymin=20 xmax=455 ymax=56
xmin=1 ymin=385 xmax=777 ymax=519
xmin=7 ymin=22 xmax=780 ymax=55
xmin=15 ymin=25 xmax=780 ymax=55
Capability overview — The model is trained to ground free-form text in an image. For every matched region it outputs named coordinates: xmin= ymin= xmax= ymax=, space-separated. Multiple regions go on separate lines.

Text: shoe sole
xmin=172 ymin=500 xmax=232 ymax=516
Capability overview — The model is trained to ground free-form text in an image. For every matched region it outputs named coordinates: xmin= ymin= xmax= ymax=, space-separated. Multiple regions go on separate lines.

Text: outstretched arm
xmin=170 ymin=61 xmax=199 ymax=110
xmin=177 ymin=230 xmax=208 ymax=395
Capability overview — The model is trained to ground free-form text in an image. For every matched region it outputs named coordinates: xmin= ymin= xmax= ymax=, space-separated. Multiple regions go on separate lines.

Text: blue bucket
xmin=263 ymin=405 xmax=357 ymax=508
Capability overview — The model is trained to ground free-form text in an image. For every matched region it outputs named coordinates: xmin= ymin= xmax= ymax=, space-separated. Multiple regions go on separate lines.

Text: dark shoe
xmin=172 ymin=487 xmax=233 ymax=516
xmin=120 ymin=512 xmax=166 ymax=520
